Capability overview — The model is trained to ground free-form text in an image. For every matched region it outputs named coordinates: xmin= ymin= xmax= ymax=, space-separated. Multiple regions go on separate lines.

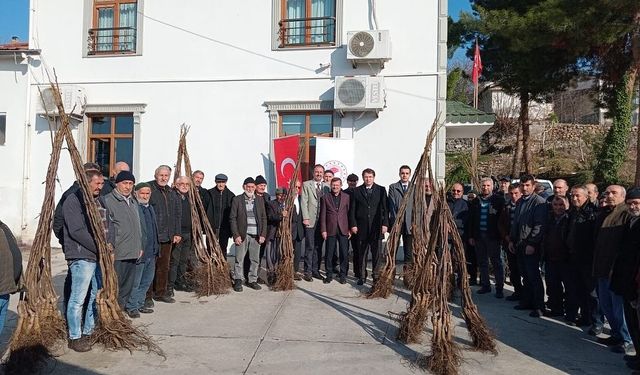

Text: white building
xmin=479 ymin=84 xmax=553 ymax=122
xmin=3 ymin=0 xmax=452 ymax=243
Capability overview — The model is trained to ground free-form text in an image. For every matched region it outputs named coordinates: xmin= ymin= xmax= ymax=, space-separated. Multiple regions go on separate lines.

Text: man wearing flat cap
xmin=230 ymin=177 xmax=267 ymax=292
xmin=209 ymin=173 xmax=235 ymax=257
xmin=103 ymin=170 xmax=144 ymax=311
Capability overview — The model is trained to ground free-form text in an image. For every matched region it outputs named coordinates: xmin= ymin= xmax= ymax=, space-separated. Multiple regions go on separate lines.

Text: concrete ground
xmin=0 ymin=251 xmax=631 ymax=374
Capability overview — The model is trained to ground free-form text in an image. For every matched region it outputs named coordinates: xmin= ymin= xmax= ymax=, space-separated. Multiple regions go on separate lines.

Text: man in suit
xmin=388 ymin=165 xmax=413 ymax=268
xmin=292 ymin=181 xmax=305 ymax=280
xmin=229 ymin=177 xmax=267 ymax=292
xmin=320 ymin=177 xmax=351 ymax=284
xmin=301 ymin=164 xmax=329 ymax=282
xmin=349 ymin=168 xmax=389 ymax=285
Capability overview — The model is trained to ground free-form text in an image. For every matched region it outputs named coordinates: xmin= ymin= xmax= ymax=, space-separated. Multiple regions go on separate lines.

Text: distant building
xmin=478 ymin=84 xmax=553 ymax=122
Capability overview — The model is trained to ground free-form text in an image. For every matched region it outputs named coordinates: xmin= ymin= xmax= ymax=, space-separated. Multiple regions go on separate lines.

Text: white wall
xmin=16 ymin=0 xmax=443 ymax=243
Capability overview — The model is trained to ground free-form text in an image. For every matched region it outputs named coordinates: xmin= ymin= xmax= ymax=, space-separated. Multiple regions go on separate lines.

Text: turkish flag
xmin=472 ymin=40 xmax=482 ymax=85
xmin=273 ymin=135 xmax=302 ymax=188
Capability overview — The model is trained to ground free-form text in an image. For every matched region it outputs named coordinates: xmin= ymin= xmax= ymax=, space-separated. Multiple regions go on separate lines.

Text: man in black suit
xmin=321 ymin=177 xmax=351 ymax=284
xmin=349 ymin=168 xmax=389 ymax=285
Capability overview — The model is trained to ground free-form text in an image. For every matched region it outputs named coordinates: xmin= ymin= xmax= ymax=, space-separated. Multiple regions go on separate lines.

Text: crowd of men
xmin=0 ymin=158 xmax=637 ymax=373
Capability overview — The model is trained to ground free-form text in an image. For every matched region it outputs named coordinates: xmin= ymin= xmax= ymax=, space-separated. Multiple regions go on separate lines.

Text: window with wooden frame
xmin=88 ymin=114 xmax=134 ymax=177
xmin=279 ymin=112 xmax=333 ymax=180
xmin=279 ymin=0 xmax=336 ymax=48
xmin=89 ymin=0 xmax=137 ymax=55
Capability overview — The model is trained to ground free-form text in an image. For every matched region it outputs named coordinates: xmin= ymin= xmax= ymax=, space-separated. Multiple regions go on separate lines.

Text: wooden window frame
xmin=91 ymin=0 xmax=138 ymax=55
xmin=279 ymin=0 xmax=336 ymax=48
xmin=87 ymin=113 xmax=134 ymax=176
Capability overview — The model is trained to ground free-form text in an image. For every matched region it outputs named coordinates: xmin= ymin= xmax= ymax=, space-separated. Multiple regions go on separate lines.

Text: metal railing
xmin=88 ymin=27 xmax=136 ymax=55
xmin=278 ymin=16 xmax=336 ymax=47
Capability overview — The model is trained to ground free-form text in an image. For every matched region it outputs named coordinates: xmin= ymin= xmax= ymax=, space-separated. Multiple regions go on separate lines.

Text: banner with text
xmin=273 ymin=135 xmax=302 ymax=188
xmin=315 ymin=137 xmax=355 ymax=187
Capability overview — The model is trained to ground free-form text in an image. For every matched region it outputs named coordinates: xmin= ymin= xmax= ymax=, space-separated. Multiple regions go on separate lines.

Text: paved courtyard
xmin=0 ymin=250 xmax=630 ymax=374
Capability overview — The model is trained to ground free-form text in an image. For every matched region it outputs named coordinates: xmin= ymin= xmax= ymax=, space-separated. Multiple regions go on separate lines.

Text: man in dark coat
xmin=566 ymin=185 xmax=602 ymax=333
xmin=321 ymin=177 xmax=351 ymax=284
xmin=498 ymin=183 xmax=523 ymax=301
xmin=542 ymin=195 xmax=571 ymax=316
xmin=469 ymin=177 xmax=505 ymax=298
xmin=610 ymin=188 xmax=640 ymax=368
xmin=209 ymin=173 xmax=235 ymax=257
xmin=448 ymin=183 xmax=472 ymax=284
xmin=292 ymin=181 xmax=305 ymax=280
xmin=169 ymin=176 xmax=194 ymax=294
xmin=0 ymin=219 xmax=22 ymax=336
xmin=147 ymin=165 xmax=181 ymax=305
xmin=266 ymin=188 xmax=288 ymax=284
xmin=388 ymin=165 xmax=414 ymax=269
xmin=343 ymin=173 xmax=359 ymax=277
xmin=510 ymin=175 xmax=547 ymax=318
xmin=192 ymin=170 xmax=211 ymax=215
xmin=349 ymin=168 xmax=389 ymax=285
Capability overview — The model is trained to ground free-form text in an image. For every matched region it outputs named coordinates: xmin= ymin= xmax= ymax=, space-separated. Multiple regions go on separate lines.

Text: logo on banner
xmin=324 ymin=160 xmax=348 ymax=181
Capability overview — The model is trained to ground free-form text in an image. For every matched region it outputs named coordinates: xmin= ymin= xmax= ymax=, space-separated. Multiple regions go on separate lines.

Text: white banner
xmin=315 ymin=137 xmax=355 ymax=187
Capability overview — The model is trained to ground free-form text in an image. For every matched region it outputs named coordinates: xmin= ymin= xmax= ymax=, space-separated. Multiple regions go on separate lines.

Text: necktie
xmin=402 ymin=184 xmax=407 ymax=193
xmin=316 ymin=182 xmax=321 ymax=196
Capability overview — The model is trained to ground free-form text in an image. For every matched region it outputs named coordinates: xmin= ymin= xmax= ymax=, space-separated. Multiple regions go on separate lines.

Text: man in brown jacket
xmin=320 ymin=178 xmax=351 ymax=284
xmin=230 ymin=177 xmax=267 ymax=292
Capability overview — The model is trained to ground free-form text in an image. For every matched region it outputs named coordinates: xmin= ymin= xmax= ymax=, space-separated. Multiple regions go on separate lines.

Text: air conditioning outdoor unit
xmin=334 ymin=75 xmax=385 ymax=113
xmin=346 ymin=30 xmax=392 ymax=68
xmin=38 ymin=86 xmax=86 ymax=120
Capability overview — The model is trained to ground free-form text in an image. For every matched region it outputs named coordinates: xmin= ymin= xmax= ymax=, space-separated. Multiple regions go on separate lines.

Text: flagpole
xmin=471 ymin=37 xmax=480 ymax=189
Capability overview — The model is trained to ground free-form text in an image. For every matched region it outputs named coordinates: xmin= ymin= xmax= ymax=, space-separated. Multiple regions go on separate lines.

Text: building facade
xmin=3 ymin=0 xmax=449 ymax=243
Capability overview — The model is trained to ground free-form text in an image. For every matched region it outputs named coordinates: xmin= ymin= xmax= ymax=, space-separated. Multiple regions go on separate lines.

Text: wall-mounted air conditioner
xmin=38 ymin=86 xmax=86 ymax=120
xmin=334 ymin=75 xmax=385 ymax=113
xmin=346 ymin=30 xmax=391 ymax=68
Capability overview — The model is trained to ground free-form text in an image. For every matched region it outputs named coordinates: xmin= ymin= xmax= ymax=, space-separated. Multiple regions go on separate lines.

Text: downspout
xmin=20 ymin=0 xmax=35 ymax=241
xmin=435 ymin=0 xmax=448 ymax=182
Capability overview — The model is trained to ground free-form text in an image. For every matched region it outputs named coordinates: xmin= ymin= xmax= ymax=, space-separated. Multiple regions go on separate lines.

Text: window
xmin=0 ymin=113 xmax=5 ymax=145
xmin=88 ymin=114 xmax=134 ymax=176
xmin=279 ymin=112 xmax=333 ymax=180
xmin=279 ymin=0 xmax=336 ymax=48
xmin=89 ymin=0 xmax=137 ymax=55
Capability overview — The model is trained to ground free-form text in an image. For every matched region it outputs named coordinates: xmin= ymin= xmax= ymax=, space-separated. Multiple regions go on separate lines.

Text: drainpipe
xmin=20 ymin=0 xmax=35 ymax=242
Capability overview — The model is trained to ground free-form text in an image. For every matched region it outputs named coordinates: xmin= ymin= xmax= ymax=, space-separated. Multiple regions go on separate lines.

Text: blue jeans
xmin=0 ymin=294 xmax=9 ymax=336
xmin=598 ymin=278 xmax=631 ymax=343
xmin=126 ymin=257 xmax=156 ymax=312
xmin=66 ymin=260 xmax=100 ymax=340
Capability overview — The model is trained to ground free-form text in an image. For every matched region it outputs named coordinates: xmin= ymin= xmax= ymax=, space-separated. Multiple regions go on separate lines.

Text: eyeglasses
xmin=451 ymin=189 xmax=462 ymax=192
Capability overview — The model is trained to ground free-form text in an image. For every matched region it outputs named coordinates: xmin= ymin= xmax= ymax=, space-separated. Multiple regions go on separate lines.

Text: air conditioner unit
xmin=346 ymin=30 xmax=392 ymax=68
xmin=38 ymin=86 xmax=86 ymax=120
xmin=334 ymin=75 xmax=385 ymax=113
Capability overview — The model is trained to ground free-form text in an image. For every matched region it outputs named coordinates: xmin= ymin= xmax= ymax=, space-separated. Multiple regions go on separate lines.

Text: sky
xmin=0 ymin=0 xmax=29 ymax=44
xmin=448 ymin=0 xmax=474 ymax=67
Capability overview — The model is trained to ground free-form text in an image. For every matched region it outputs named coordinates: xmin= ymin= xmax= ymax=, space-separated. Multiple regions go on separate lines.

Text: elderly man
xmin=510 ymin=174 xmax=547 ymax=317
xmin=104 ymin=170 xmax=143 ymax=311
xmin=147 ymin=165 xmax=181 ymax=305
xmin=101 ymin=161 xmax=130 ymax=195
xmin=301 ymin=164 xmax=329 ymax=281
xmin=209 ymin=173 xmax=235 ymax=257
xmin=192 ymin=170 xmax=211 ymax=217
xmin=469 ymin=177 xmax=505 ymax=298
xmin=349 ymin=168 xmax=389 ymax=286
xmin=230 ymin=177 xmax=267 ymax=292
xmin=62 ymin=170 xmax=105 ymax=352
xmin=610 ymin=188 xmax=640 ymax=368
xmin=586 ymin=183 xmax=599 ymax=205
xmin=321 ymin=177 xmax=351 ymax=284
xmin=169 ymin=176 xmax=194 ymax=294
xmin=592 ymin=185 xmax=633 ymax=354
xmin=566 ymin=185 xmax=601 ymax=333
xmin=543 ymin=195 xmax=571 ymax=317
xmin=448 ymin=183 xmax=472 ymax=284
xmin=547 ymin=178 xmax=570 ymax=203
xmin=388 ymin=165 xmax=414 ymax=269
xmin=0 ymin=219 xmax=22 ymax=336
xmin=125 ymin=182 xmax=159 ymax=318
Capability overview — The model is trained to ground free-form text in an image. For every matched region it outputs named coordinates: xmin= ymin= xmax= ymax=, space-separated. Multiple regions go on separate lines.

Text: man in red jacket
xmin=321 ymin=178 xmax=351 ymax=284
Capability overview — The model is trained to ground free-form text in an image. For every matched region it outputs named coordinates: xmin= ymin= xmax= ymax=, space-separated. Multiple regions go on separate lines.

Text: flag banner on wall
xmin=273 ymin=135 xmax=302 ymax=188
xmin=315 ymin=137 xmax=355 ymax=187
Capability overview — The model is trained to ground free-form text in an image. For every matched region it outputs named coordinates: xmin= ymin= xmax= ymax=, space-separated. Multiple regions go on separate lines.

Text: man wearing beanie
xmin=125 ymin=182 xmax=159 ymax=318
xmin=104 ymin=170 xmax=144 ymax=310
xmin=230 ymin=177 xmax=267 ymax=292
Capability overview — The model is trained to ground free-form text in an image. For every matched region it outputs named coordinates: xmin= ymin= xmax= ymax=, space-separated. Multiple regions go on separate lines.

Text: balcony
xmin=278 ymin=16 xmax=336 ymax=48
xmin=88 ymin=27 xmax=136 ymax=55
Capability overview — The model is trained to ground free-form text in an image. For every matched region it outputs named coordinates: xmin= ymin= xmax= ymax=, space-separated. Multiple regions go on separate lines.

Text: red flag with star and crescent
xmin=472 ymin=39 xmax=482 ymax=85
xmin=273 ymin=135 xmax=302 ymax=188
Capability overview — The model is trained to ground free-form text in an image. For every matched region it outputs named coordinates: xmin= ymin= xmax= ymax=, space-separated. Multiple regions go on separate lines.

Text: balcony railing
xmin=278 ymin=16 xmax=336 ymax=48
xmin=88 ymin=27 xmax=136 ymax=55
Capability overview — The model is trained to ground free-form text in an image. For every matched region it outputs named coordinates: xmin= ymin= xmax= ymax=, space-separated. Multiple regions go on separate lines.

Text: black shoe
xmin=598 ymin=336 xmax=623 ymax=347
xmin=246 ymin=281 xmax=262 ymax=290
xmin=154 ymin=295 xmax=175 ymax=303
xmin=233 ymin=279 xmax=243 ymax=292
xmin=514 ymin=304 xmax=533 ymax=310
xmin=505 ymin=293 xmax=520 ymax=302
xmin=529 ymin=309 xmax=543 ymax=318
xmin=323 ymin=278 xmax=332 ymax=284
xmin=303 ymin=274 xmax=313 ymax=282
xmin=294 ymin=272 xmax=303 ymax=281
xmin=68 ymin=338 xmax=92 ymax=352
xmin=338 ymin=277 xmax=347 ymax=284
xmin=477 ymin=287 xmax=491 ymax=294
xmin=357 ymin=278 xmax=364 ymax=286
xmin=495 ymin=290 xmax=504 ymax=299
xmin=126 ymin=310 xmax=141 ymax=319
xmin=257 ymin=277 xmax=266 ymax=285
xmin=312 ymin=272 xmax=324 ymax=281
xmin=144 ymin=298 xmax=154 ymax=309
xmin=625 ymin=354 xmax=638 ymax=362
xmin=139 ymin=307 xmax=154 ymax=314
